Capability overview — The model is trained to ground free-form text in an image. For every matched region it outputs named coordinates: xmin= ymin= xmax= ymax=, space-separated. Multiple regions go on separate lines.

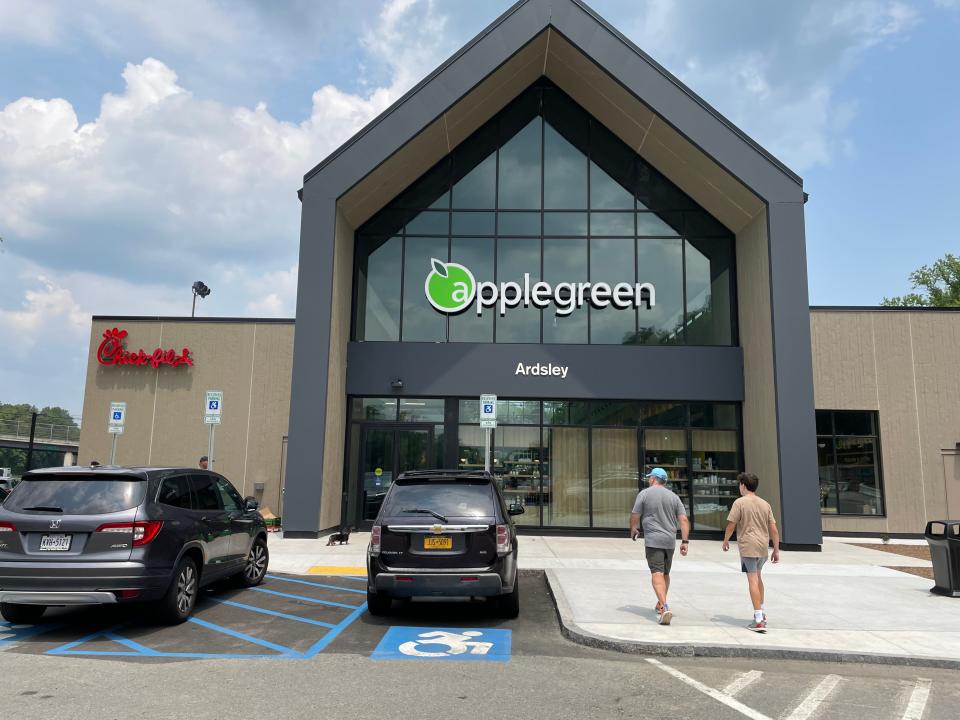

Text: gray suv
xmin=0 ymin=466 xmax=268 ymax=625
xmin=366 ymin=470 xmax=523 ymax=618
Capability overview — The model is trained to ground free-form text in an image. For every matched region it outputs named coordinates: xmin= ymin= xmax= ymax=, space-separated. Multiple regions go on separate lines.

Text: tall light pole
xmin=191 ymin=281 xmax=211 ymax=317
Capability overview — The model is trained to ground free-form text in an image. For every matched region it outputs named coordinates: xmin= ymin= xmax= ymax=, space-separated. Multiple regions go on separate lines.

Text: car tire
xmin=497 ymin=573 xmax=520 ymax=619
xmin=157 ymin=556 xmax=199 ymax=625
xmin=235 ymin=537 xmax=269 ymax=588
xmin=366 ymin=590 xmax=391 ymax=616
xmin=0 ymin=602 xmax=46 ymax=625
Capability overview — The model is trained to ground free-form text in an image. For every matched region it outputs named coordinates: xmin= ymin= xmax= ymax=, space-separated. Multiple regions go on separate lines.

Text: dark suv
xmin=366 ymin=470 xmax=523 ymax=618
xmin=0 ymin=466 xmax=268 ymax=625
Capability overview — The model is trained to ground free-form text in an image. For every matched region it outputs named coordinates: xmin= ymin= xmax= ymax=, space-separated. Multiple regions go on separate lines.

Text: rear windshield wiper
xmin=23 ymin=506 xmax=64 ymax=513
xmin=399 ymin=508 xmax=449 ymax=523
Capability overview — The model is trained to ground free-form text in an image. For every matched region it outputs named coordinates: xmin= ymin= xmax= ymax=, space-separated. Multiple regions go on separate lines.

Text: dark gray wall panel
xmin=283 ymin=185 xmax=335 ymax=537
xmin=347 ymin=342 xmax=743 ymax=401
xmin=768 ymin=201 xmax=822 ymax=545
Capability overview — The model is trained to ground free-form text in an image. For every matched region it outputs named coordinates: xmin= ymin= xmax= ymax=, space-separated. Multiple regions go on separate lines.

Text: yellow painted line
xmin=307 ymin=566 xmax=366 ymax=576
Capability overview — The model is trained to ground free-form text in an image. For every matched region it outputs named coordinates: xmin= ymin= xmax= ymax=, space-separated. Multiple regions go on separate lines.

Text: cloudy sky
xmin=1 ymin=0 xmax=959 ymax=417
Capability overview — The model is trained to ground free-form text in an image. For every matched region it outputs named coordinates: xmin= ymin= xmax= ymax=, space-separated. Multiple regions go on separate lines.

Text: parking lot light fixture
xmin=191 ymin=280 xmax=212 ymax=317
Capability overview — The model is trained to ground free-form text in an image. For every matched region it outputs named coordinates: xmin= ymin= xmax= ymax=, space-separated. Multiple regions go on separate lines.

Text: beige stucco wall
xmin=78 ymin=318 xmax=293 ymax=516
xmin=812 ymin=309 xmax=960 ymax=534
xmin=735 ymin=210 xmax=783 ymax=525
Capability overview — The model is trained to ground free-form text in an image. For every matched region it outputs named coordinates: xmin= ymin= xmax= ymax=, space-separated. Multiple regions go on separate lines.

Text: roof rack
xmin=396 ymin=469 xmax=493 ymax=480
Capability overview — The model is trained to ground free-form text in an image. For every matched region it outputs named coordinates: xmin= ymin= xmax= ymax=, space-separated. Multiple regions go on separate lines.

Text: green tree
xmin=882 ymin=253 xmax=960 ymax=307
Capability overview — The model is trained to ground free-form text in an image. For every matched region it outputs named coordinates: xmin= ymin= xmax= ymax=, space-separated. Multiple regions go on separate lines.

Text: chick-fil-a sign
xmin=97 ymin=328 xmax=193 ymax=369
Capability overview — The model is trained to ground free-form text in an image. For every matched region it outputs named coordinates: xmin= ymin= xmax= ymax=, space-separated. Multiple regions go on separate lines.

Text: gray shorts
xmin=741 ymin=556 xmax=767 ymax=574
xmin=645 ymin=546 xmax=675 ymax=575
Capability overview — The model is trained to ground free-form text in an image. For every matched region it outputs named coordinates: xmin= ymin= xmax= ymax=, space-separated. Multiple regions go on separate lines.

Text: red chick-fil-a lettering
xmin=97 ymin=328 xmax=193 ymax=368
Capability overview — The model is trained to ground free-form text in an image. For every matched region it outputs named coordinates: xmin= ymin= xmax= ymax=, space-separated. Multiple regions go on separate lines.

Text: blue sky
xmin=1 ymin=0 xmax=959 ymax=416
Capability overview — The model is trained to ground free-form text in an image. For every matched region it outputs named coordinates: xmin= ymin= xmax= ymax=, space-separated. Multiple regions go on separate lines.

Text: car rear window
xmin=4 ymin=474 xmax=146 ymax=514
xmin=382 ymin=482 xmax=496 ymax=519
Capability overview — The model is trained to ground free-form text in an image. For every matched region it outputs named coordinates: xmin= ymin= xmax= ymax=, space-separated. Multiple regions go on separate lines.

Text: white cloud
xmin=625 ymin=0 xmax=919 ymax=172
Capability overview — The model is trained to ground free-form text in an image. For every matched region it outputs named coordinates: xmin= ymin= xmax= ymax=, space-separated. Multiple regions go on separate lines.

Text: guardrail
xmin=0 ymin=419 xmax=81 ymax=444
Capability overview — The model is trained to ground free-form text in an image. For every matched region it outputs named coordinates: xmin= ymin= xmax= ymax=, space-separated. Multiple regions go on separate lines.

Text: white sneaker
xmin=659 ymin=610 xmax=673 ymax=625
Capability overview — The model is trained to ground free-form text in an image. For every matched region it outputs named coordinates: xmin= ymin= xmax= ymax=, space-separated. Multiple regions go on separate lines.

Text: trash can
xmin=924 ymin=521 xmax=960 ymax=597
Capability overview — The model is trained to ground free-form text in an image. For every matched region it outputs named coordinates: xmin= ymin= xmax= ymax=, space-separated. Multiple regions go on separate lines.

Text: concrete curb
xmin=543 ymin=569 xmax=960 ymax=671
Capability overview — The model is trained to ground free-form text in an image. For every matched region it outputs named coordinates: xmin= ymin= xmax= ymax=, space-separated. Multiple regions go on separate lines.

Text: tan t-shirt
xmin=727 ymin=494 xmax=775 ymax=558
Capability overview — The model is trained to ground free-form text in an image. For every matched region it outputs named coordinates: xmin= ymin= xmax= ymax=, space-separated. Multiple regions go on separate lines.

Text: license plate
xmin=39 ymin=534 xmax=72 ymax=551
xmin=423 ymin=536 xmax=452 ymax=550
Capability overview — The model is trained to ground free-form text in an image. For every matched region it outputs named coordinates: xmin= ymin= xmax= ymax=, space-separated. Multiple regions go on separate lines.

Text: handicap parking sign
xmin=112 ymin=411 xmax=122 ymax=420
xmin=208 ymin=400 xmax=219 ymax=410
xmin=371 ymin=627 xmax=511 ymax=662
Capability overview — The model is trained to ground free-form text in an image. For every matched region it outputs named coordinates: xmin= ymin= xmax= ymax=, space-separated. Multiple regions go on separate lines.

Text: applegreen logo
xmin=424 ymin=258 xmax=476 ymax=313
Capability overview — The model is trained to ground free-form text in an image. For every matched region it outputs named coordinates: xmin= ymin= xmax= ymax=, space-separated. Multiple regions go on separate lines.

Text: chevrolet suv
xmin=0 ymin=466 xmax=268 ymax=625
xmin=366 ymin=470 xmax=523 ymax=618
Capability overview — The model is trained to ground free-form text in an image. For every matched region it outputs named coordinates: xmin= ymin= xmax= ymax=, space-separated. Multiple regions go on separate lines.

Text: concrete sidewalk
xmin=265 ymin=532 xmax=960 ymax=668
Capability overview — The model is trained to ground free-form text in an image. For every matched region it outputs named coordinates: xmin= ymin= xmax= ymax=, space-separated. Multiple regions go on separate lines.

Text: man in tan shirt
xmin=722 ymin=472 xmax=780 ymax=632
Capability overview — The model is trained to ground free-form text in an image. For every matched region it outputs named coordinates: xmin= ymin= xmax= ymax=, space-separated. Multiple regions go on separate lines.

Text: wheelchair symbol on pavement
xmin=372 ymin=626 xmax=511 ymax=662
xmin=398 ymin=630 xmax=492 ymax=657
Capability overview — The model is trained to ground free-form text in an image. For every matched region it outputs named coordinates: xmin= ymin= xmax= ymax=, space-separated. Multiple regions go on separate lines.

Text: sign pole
xmin=207 ymin=423 xmax=215 ymax=471
xmin=110 ymin=433 xmax=118 ymax=465
xmin=484 ymin=427 xmax=491 ymax=473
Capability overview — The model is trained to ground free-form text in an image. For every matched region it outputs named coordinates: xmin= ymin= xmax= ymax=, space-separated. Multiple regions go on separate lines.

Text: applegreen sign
xmin=424 ymin=258 xmax=657 ymax=317
xmin=424 ymin=258 xmax=477 ymax=313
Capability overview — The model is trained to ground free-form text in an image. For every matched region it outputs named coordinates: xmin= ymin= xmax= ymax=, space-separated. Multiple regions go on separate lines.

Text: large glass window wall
xmin=353 ymin=79 xmax=736 ymax=347
xmin=453 ymin=398 xmax=741 ymax=530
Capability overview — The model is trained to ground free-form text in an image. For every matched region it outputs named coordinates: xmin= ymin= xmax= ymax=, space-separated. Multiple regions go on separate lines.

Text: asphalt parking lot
xmin=3 ymin=571 xmax=959 ymax=720
xmin=0 ymin=570 xmax=564 ymax=663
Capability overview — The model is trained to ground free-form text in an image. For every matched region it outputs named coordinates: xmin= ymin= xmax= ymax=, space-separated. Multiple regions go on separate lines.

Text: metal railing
xmin=0 ymin=419 xmax=81 ymax=444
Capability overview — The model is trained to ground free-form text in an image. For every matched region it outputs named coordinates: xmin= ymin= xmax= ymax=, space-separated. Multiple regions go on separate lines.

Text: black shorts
xmin=645 ymin=546 xmax=675 ymax=575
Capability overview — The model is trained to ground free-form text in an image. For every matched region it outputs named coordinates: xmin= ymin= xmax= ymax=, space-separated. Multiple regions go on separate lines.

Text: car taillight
xmin=95 ymin=521 xmax=163 ymax=546
xmin=496 ymin=524 xmax=510 ymax=555
xmin=0 ymin=522 xmax=16 ymax=532
xmin=370 ymin=525 xmax=381 ymax=556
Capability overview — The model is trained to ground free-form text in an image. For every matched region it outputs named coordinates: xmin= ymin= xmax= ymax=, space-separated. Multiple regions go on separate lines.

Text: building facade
xmin=77 ymin=307 xmax=960 ymax=540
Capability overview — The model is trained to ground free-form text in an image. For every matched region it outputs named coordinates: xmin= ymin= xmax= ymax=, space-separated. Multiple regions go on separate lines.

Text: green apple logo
xmin=424 ymin=258 xmax=476 ymax=313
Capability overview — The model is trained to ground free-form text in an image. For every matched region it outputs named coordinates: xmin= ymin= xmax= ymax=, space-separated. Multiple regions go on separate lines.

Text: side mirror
xmin=244 ymin=497 xmax=259 ymax=511
xmin=508 ymin=503 xmax=525 ymax=516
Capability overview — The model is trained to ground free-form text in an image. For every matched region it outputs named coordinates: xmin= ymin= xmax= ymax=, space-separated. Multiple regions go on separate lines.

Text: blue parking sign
xmin=112 ymin=411 xmax=122 ymax=420
xmin=209 ymin=400 xmax=219 ymax=410
xmin=371 ymin=627 xmax=511 ymax=662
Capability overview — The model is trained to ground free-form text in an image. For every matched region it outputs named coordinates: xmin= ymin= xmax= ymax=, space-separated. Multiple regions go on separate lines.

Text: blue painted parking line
xmin=208 ymin=598 xmax=336 ymax=628
xmin=250 ymin=586 xmax=363 ymax=610
xmin=47 ymin=623 xmax=130 ymax=655
xmin=371 ymin=627 xmax=511 ymax=662
xmin=187 ymin=616 xmax=295 ymax=655
xmin=298 ymin=602 xmax=368 ymax=659
xmin=36 ymin=575 xmax=371 ymax=661
xmin=266 ymin=574 xmax=367 ymax=594
xmin=0 ymin=622 xmax=58 ymax=649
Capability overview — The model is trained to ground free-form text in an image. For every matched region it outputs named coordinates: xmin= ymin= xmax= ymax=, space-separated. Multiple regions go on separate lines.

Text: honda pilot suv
xmin=0 ymin=466 xmax=268 ymax=625
xmin=366 ymin=470 xmax=523 ymax=618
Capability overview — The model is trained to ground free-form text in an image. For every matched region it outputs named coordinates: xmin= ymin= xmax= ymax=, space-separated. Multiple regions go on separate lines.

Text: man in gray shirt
xmin=630 ymin=467 xmax=690 ymax=625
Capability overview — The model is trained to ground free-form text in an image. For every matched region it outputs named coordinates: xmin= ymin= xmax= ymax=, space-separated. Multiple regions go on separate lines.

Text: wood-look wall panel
xmin=810 ymin=312 xmax=878 ymax=411
xmin=318 ymin=207 xmax=355 ymax=531
xmin=735 ymin=212 xmax=783 ymax=525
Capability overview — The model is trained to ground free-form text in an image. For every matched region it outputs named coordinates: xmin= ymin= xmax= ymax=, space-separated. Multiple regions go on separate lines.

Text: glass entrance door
xmin=360 ymin=425 xmax=433 ymax=524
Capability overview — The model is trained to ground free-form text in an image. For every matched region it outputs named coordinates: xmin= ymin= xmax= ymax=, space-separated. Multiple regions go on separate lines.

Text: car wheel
xmin=157 ymin=556 xmax=199 ymax=625
xmin=237 ymin=537 xmax=269 ymax=587
xmin=366 ymin=590 xmax=391 ymax=616
xmin=0 ymin=602 xmax=46 ymax=625
xmin=497 ymin=573 xmax=520 ymax=619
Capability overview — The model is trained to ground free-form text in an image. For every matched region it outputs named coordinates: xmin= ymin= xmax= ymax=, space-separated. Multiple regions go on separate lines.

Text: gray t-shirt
xmin=631 ymin=485 xmax=687 ymax=549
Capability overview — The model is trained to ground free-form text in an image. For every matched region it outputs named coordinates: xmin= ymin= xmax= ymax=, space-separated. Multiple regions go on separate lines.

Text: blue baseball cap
xmin=647 ymin=467 xmax=668 ymax=482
